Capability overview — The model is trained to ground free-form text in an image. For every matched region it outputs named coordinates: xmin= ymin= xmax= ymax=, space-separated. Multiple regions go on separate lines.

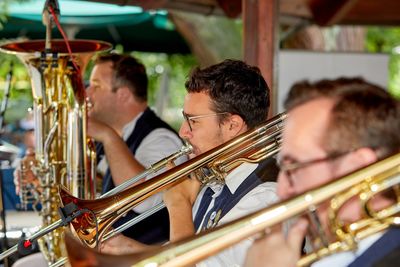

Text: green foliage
xmin=0 ymin=46 xmax=197 ymax=130
xmin=0 ymin=50 xmax=32 ymax=123
xmin=0 ymin=0 xmax=30 ymax=28
xmin=366 ymin=27 xmax=400 ymax=97
xmin=132 ymin=52 xmax=197 ymax=106
xmin=132 ymin=51 xmax=197 ymax=130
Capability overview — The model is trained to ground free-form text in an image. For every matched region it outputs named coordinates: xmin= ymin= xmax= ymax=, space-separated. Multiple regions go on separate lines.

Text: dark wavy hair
xmin=95 ymin=54 xmax=148 ymax=102
xmin=185 ymin=59 xmax=270 ymax=129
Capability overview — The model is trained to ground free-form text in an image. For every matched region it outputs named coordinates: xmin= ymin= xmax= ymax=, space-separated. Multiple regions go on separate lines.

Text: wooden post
xmin=243 ymin=0 xmax=279 ymax=116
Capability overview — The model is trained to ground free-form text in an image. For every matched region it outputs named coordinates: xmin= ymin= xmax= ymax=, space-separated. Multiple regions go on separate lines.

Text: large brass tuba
xmin=0 ymin=39 xmax=111 ymax=263
xmin=65 ymin=151 xmax=400 ymax=267
xmin=59 ymin=113 xmax=285 ymax=249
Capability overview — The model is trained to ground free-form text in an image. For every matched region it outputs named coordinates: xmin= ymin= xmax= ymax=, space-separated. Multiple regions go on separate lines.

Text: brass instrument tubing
xmin=106 ymin=141 xmax=281 ymax=239
xmin=25 ymin=114 xmax=287 ymax=266
xmin=49 ymin=138 xmax=282 ymax=267
xmin=101 ymin=144 xmax=192 ymax=198
xmin=43 ymin=111 xmax=59 ymax=167
xmin=62 ymin=113 xmax=287 ymax=248
xmin=129 ymin=153 xmax=400 ymax=267
xmin=49 ymin=258 xmax=66 ymax=267
xmin=0 ymin=220 xmax=62 ymax=260
xmin=100 ymin=122 xmax=283 ymax=240
xmin=50 ymin=115 xmax=285 ymax=267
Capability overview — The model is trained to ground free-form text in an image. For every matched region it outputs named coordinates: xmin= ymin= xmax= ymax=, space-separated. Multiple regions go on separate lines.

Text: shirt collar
xmin=208 ymin=162 xmax=258 ymax=194
xmin=121 ymin=111 xmax=144 ymax=141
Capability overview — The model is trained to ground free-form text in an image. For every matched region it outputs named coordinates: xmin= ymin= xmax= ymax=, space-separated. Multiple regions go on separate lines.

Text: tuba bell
xmin=0 ymin=39 xmax=111 ymax=264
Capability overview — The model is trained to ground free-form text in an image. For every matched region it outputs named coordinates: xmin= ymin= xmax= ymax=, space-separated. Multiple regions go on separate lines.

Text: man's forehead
xmin=281 ymin=98 xmax=335 ymax=158
xmin=290 ymin=97 xmax=335 ymax=116
xmin=184 ymin=92 xmax=212 ymax=110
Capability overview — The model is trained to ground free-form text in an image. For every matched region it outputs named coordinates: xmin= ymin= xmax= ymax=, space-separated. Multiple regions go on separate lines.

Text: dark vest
xmin=194 ymin=157 xmax=279 ymax=231
xmin=96 ymin=107 xmax=178 ymax=244
xmin=347 ymin=227 xmax=400 ymax=267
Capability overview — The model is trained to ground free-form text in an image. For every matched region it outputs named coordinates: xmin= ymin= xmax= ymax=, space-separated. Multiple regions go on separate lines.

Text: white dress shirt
xmin=193 ymin=162 xmax=279 ymax=267
xmin=98 ymin=110 xmax=185 ymax=213
xmin=311 ymin=232 xmax=384 ymax=267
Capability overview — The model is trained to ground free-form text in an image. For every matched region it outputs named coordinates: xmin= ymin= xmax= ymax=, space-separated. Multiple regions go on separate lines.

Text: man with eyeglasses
xmin=245 ymin=78 xmax=400 ymax=267
xmin=102 ymin=59 xmax=279 ymax=266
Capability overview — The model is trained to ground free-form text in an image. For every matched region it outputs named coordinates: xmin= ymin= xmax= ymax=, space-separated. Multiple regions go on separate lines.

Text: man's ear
xmin=226 ymin=114 xmax=245 ymax=138
xmin=115 ymin=86 xmax=132 ymax=103
xmin=334 ymin=147 xmax=378 ymax=181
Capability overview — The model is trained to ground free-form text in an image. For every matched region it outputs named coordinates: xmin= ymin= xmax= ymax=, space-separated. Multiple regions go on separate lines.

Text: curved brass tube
xmin=66 ymin=152 xmax=400 ymax=267
xmin=60 ymin=113 xmax=286 ymax=249
xmin=0 ymin=39 xmax=111 ymax=263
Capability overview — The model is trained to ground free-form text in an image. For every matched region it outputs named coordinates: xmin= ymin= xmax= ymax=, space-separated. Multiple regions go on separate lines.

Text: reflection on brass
xmin=67 ymin=152 xmax=400 ymax=267
xmin=60 ymin=113 xmax=286 ymax=249
xmin=0 ymin=40 xmax=111 ymax=264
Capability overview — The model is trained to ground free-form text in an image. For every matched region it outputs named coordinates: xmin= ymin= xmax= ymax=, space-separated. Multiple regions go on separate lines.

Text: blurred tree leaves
xmin=0 ymin=0 xmax=29 ymax=28
xmin=366 ymin=27 xmax=400 ymax=98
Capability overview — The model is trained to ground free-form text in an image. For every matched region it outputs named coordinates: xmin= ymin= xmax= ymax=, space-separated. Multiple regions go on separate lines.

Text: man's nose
xmin=276 ymin=171 xmax=295 ymax=200
xmin=179 ymin=121 xmax=192 ymax=140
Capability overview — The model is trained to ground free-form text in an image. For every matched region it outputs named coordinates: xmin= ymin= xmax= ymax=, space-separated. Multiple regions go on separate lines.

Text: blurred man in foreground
xmin=245 ymin=78 xmax=400 ymax=267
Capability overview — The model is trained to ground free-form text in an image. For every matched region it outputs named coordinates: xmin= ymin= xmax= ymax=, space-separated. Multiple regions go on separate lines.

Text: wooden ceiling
xmin=88 ymin=0 xmax=400 ymax=26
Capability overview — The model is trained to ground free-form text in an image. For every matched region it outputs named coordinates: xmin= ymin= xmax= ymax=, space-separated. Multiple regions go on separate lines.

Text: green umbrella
xmin=1 ymin=0 xmax=190 ymax=53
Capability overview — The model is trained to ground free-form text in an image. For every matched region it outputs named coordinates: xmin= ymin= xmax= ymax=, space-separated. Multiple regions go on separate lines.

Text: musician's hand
xmin=87 ymin=118 xmax=117 ymax=143
xmin=163 ymin=176 xmax=201 ymax=209
xmin=13 ymin=149 xmax=40 ymax=195
xmin=163 ymin=176 xmax=201 ymax=242
xmin=100 ymin=234 xmax=151 ymax=255
xmin=14 ymin=168 xmax=41 ymax=195
xmin=245 ymin=219 xmax=308 ymax=267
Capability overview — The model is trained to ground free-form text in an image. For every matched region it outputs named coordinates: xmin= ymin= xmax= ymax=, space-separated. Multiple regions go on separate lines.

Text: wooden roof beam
xmin=308 ymin=0 xmax=359 ymax=26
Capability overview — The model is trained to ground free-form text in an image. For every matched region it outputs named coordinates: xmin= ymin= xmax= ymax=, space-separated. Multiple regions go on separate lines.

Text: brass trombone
xmin=49 ymin=113 xmax=284 ymax=267
xmin=60 ymin=112 xmax=286 ymax=249
xmin=66 ymin=151 xmax=400 ymax=267
xmin=49 ymin=144 xmax=192 ymax=267
xmin=0 ymin=143 xmax=191 ymax=262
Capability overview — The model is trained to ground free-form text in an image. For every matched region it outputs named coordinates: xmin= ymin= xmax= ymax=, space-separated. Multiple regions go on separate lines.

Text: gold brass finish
xmin=60 ymin=113 xmax=286 ymax=249
xmin=0 ymin=39 xmax=111 ymax=264
xmin=66 ymin=152 xmax=400 ymax=267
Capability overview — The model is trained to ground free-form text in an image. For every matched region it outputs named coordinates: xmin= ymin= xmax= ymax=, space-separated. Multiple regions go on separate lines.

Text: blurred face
xmin=277 ymin=98 xmax=357 ymax=226
xmin=179 ymin=92 xmax=231 ymax=157
xmin=278 ymin=98 xmax=334 ymax=199
xmin=86 ymin=62 xmax=118 ymax=124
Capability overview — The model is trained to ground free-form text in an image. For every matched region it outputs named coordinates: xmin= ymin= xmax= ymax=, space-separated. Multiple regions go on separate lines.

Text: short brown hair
xmin=285 ymin=78 xmax=400 ymax=159
xmin=185 ymin=59 xmax=270 ymax=129
xmin=95 ymin=54 xmax=148 ymax=102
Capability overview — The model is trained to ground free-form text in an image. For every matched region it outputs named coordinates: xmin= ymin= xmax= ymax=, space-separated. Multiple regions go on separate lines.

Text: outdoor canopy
xmin=0 ymin=0 xmax=190 ymax=53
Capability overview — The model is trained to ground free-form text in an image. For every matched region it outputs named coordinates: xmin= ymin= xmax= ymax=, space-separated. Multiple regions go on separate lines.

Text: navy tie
xmin=201 ymin=185 xmax=231 ymax=230
xmin=193 ymin=187 xmax=214 ymax=230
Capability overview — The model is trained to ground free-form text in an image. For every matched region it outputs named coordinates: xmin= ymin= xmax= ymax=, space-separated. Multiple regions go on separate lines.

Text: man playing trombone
xmin=103 ymin=59 xmax=280 ymax=267
xmin=245 ymin=78 xmax=400 ymax=267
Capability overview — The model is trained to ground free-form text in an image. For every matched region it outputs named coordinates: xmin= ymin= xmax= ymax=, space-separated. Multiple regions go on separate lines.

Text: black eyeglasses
xmin=182 ymin=111 xmax=228 ymax=132
xmin=278 ymin=151 xmax=351 ymax=184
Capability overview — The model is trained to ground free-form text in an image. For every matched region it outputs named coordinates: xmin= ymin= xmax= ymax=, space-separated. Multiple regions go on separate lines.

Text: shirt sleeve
xmin=132 ymin=128 xmax=186 ymax=213
xmin=196 ymin=182 xmax=279 ymax=267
